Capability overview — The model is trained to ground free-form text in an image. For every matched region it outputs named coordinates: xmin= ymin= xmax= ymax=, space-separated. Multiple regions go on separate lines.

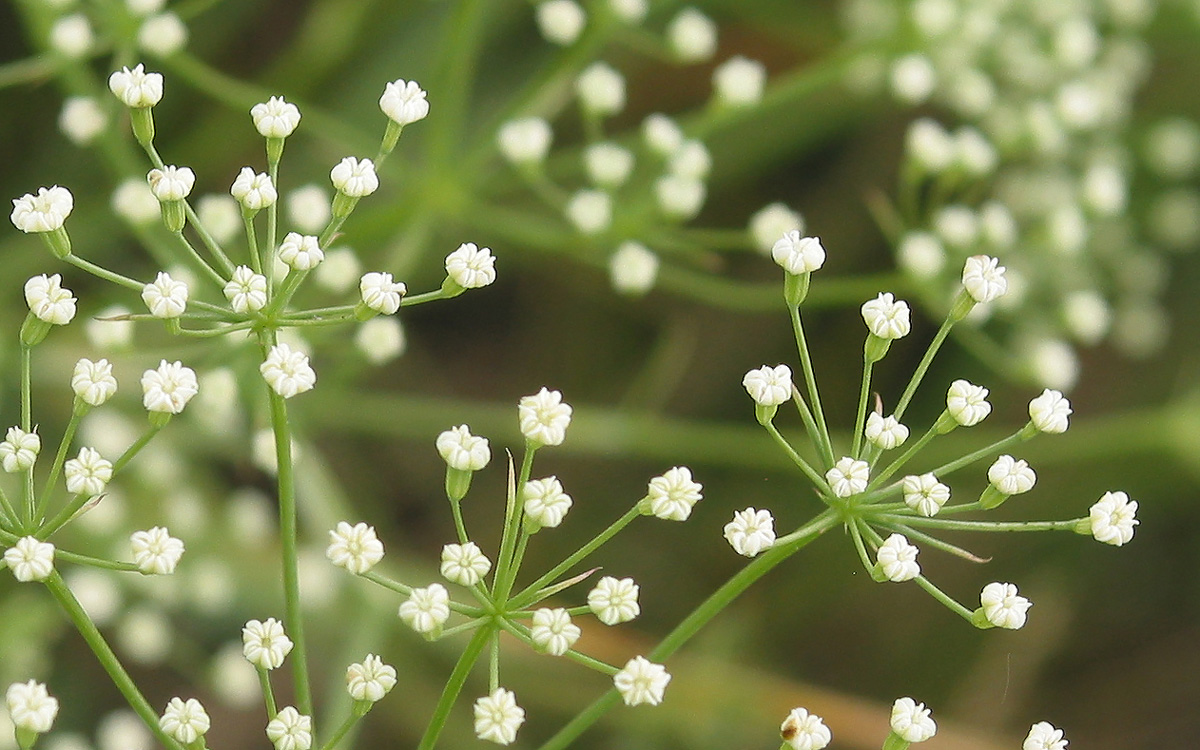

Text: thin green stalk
xmin=499 ymin=531 xmax=531 ymax=600
xmin=929 ymin=431 xmax=1025 ymax=479
xmin=876 ymin=514 xmax=1080 ymax=533
xmin=0 ymin=485 xmax=18 ymax=529
xmin=34 ymin=412 xmax=82 ymax=525
xmin=63 ymin=254 xmax=144 ymax=291
xmin=789 ymin=306 xmax=834 ymax=465
xmin=258 ymin=667 xmax=278 ymax=719
xmin=111 ymin=423 xmax=163 ymax=475
xmin=864 ymin=424 xmax=939 ymax=493
xmin=49 ymin=549 xmax=139 ymax=571
xmin=438 ymin=617 xmax=489 ymax=640
xmin=319 ymin=712 xmax=360 ymax=750
xmin=498 ymin=619 xmax=618 ymax=675
xmin=416 ymin=626 xmax=493 ymax=750
xmin=171 ymin=231 xmax=227 ymax=288
xmin=401 ymin=289 xmax=451 ymax=306
xmin=489 ymin=631 xmax=500 ymax=692
xmin=492 ymin=447 xmax=535 ymax=602
xmin=360 ymin=571 xmax=485 ymax=617
xmin=875 ymin=521 xmax=989 ymax=562
xmin=318 ymin=215 xmax=349 ymax=249
xmin=891 ymin=317 xmax=954 ymax=424
xmin=848 ymin=517 xmax=874 ymax=572
xmin=851 ymin=360 xmax=874 ymax=459
xmin=912 ymin=574 xmax=975 ymax=623
xmin=789 ymin=386 xmax=825 ymax=463
xmin=245 ymin=213 xmax=263 ymax=276
xmin=176 ymin=321 xmax=256 ymax=337
xmin=183 ymin=202 xmax=236 ymax=275
xmin=762 ymin=422 xmax=829 ymax=492
xmin=449 ymin=497 xmax=470 ymax=545
xmin=267 ymin=160 xmax=280 ymax=282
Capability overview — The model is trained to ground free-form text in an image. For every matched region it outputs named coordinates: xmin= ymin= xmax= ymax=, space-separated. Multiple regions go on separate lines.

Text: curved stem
xmin=852 ymin=359 xmax=873 ymax=459
xmin=416 ymin=625 xmax=493 ymax=750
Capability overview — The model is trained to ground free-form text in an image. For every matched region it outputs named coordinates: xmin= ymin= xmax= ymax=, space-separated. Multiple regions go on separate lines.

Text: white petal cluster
xmin=588 ymin=576 xmax=639 ymax=625
xmin=1089 ymin=491 xmax=1138 ymax=546
xmin=25 ymin=274 xmax=77 ymax=325
xmin=138 ymin=13 xmax=188 ymax=57
xmin=609 ymin=241 xmax=659 ymax=295
xmin=196 ymin=193 xmax=240 ymax=240
xmin=609 ymin=0 xmax=647 ymax=23
xmin=251 ymin=96 xmax=301 ymax=138
xmin=666 ymin=8 xmax=717 ymax=62
xmin=743 ymin=364 xmax=793 ymax=407
xmin=231 ymin=168 xmax=278 ymax=209
xmin=723 ymin=507 xmax=776 ymax=557
xmin=890 ymin=697 xmax=937 ymax=743
xmin=946 ymin=379 xmax=991 ymax=427
xmin=750 ymin=202 xmax=803 ymax=254
xmin=159 ymin=698 xmax=210 ymax=744
xmin=781 ymin=707 xmax=831 ymax=750
xmin=613 ymin=656 xmax=671 ymax=706
xmin=0 ymin=427 xmax=40 ymax=473
xmin=50 ymin=14 xmax=93 ymax=59
xmin=436 ymin=425 xmax=491 ymax=471
xmin=260 ymin=344 xmax=316 ymax=399
xmin=772 ymin=231 xmax=826 ymax=274
xmin=140 ymin=360 xmax=199 ymax=414
xmin=979 ymin=581 xmax=1032 ymax=629
xmin=1028 ymin=389 xmax=1072 ymax=434
xmin=445 ymin=242 xmax=497 ymax=289
xmin=1023 ymin=721 xmax=1068 ymax=750
xmin=861 ymin=292 xmax=912 ymax=339
xmin=72 ymin=358 xmax=118 ymax=406
xmin=530 ymin=608 xmax=581 ymax=656
xmin=286 ymin=185 xmax=331 ymax=233
xmin=130 ymin=527 xmax=185 ymax=575
xmin=498 ymin=118 xmax=553 ymax=165
xmin=576 ymin=62 xmax=625 ymax=116
xmin=142 ymin=271 xmax=188 ymax=318
xmin=380 ymin=79 xmax=429 ymax=126
xmin=224 ymin=266 xmax=269 ymax=313
xmin=5 ymin=681 xmax=58 ymax=733
xmin=473 ymin=688 xmax=524 ymax=745
xmin=901 ymin=473 xmax=950 ymax=517
xmin=826 ymin=457 xmax=869 ymax=498
xmin=330 ymin=157 xmax=378 ymax=197
xmin=642 ymin=113 xmax=683 ymax=156
xmin=654 ymin=174 xmax=705 ymax=219
xmin=713 ymin=56 xmax=767 ymax=107
xmin=346 ymin=654 xmax=397 ymax=703
xmin=522 ymin=476 xmax=573 ymax=529
xmin=962 ymin=255 xmax=1007 ymax=303
xmin=566 ymin=189 xmax=612 ymax=235
xmin=585 ymin=142 xmax=635 ymax=187
xmin=4 ymin=537 xmax=56 ymax=582
xmin=890 ymin=53 xmax=935 ymax=103
xmin=11 ymin=186 xmax=73 ymax=232
xmin=987 ymin=455 xmax=1036 ymax=496
xmin=278 ymin=232 xmax=324 ymax=271
xmin=325 ymin=522 xmax=385 ymax=574
xmin=399 ymin=584 xmax=450 ymax=634
xmin=440 ymin=542 xmax=491 ymax=586
xmin=518 ymin=387 xmax=572 ymax=446
xmin=242 ymin=618 xmax=294 ymax=669
xmin=108 ymin=64 xmax=163 ymax=107
xmin=537 ymin=0 xmax=585 ymax=45
xmin=64 ymin=447 xmax=112 ymax=496
xmin=360 ymin=272 xmax=406 ymax=315
xmin=147 ymin=166 xmax=195 ymax=201
xmin=646 ymin=466 xmax=703 ymax=521
xmin=876 ymin=533 xmax=920 ymax=582
xmin=265 ymin=707 xmax=312 ymax=750
xmin=667 ymin=140 xmax=711 ymax=180
xmin=864 ymin=413 xmax=909 ymax=450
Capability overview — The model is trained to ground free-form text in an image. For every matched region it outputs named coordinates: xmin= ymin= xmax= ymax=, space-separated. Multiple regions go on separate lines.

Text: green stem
xmin=891 ymin=317 xmax=954 ymax=424
xmin=449 ymin=497 xmax=470 ymax=545
xmin=171 ymin=231 xmax=227 ymax=288
xmin=0 ymin=485 xmax=18 ymax=530
xmin=848 ymin=517 xmax=874 ymax=572
xmin=928 ymin=431 xmax=1025 ymax=479
xmin=34 ymin=412 xmax=82 ymax=525
xmin=762 ymin=422 xmax=829 ymax=493
xmin=876 ymin=514 xmax=1080 ymax=533
xmin=63 ymin=254 xmax=144 ymax=291
xmin=864 ymin=424 xmax=939 ymax=493
xmin=245 ymin=213 xmax=263 ymax=276
xmin=851 ymin=359 xmax=873 ymax=459
xmin=318 ymin=712 xmax=360 ymax=750
xmin=912 ymin=574 xmax=975 ymax=623
xmin=20 ymin=344 xmax=32 ymax=526
xmin=360 ymin=571 xmax=485 ymax=617
xmin=789 ymin=306 xmax=835 ymax=465
xmin=47 ymin=549 xmax=139 ymax=571
xmin=258 ymin=666 xmax=278 ymax=719
xmin=498 ymin=619 xmax=618 ymax=675
xmin=183 ymin=201 xmax=236 ymax=275
xmin=492 ymin=446 xmax=535 ymax=602
xmin=415 ymin=625 xmax=493 ymax=750
xmin=400 ymin=289 xmax=451 ymax=306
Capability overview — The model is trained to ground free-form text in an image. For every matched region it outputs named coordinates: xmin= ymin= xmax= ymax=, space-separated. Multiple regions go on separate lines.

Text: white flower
xmin=902 ymin=473 xmax=950 ymax=517
xmin=331 ymin=157 xmax=378 ymax=197
xmin=251 ymin=96 xmax=301 ymax=138
xmin=473 ymin=688 xmax=525 ymax=745
xmin=0 ymin=427 xmax=40 ymax=473
xmin=196 ymin=193 xmax=241 ymax=242
xmin=1023 ymin=721 xmax=1068 ymax=750
xmin=613 ymin=656 xmax=670 ymax=706
xmin=159 ymin=698 xmax=209 ymax=744
xmin=610 ymin=0 xmax=647 ymax=23
xmin=137 ymin=13 xmax=188 ymax=57
xmin=588 ymin=576 xmax=639 ymax=625
xmin=497 ymin=118 xmax=553 ymax=164
xmin=946 ymin=379 xmax=991 ymax=427
xmin=50 ymin=14 xmax=93 ymax=58
xmin=141 ymin=271 xmax=188 ymax=318
xmin=666 ymin=7 xmax=717 ymax=62
xmin=826 ymin=457 xmax=869 ymax=498
xmin=646 ymin=466 xmax=703 ymax=521
xmin=445 ymin=242 xmax=497 ymax=288
xmin=642 ymin=113 xmax=683 ymax=155
xmin=1089 ymin=491 xmax=1138 ymax=546
xmin=667 ymin=140 xmax=711 ymax=180
xmin=286 ymin=184 xmax=331 ymax=233
xmin=260 ymin=344 xmax=317 ymax=398
xmin=861 ymin=292 xmax=911 ymax=339
xmin=979 ymin=582 xmax=1032 ymax=629
xmin=399 ymin=584 xmax=450 ymax=634
xmin=723 ymin=507 xmax=776 ymax=557
xmin=1028 ymin=389 xmax=1072 ymax=434
xmin=147 ymin=166 xmax=195 ymax=201
xmin=5 ymin=681 xmax=58 ymax=734
xmin=749 ymin=203 xmax=803 ymax=254
xmin=130 ymin=527 xmax=185 ymax=575
xmin=25 ymin=274 xmax=76 ymax=325
xmin=988 ymin=455 xmax=1036 ymax=496
xmin=781 ymin=707 xmax=831 ymax=750
xmin=374 ymin=83 xmax=428 ymax=135
xmin=890 ymin=53 xmax=935 ymax=103
xmin=4 ymin=537 xmax=55 ymax=582
xmin=864 ymin=413 xmax=908 ymax=450
xmin=325 ymin=522 xmax=385 ymax=574
xmin=537 ymin=0 xmax=586 ymax=45
xmin=346 ymin=654 xmax=397 ymax=703
xmin=59 ymin=97 xmax=107 ymax=145
xmin=108 ymin=64 xmax=163 ymax=107
xmin=962 ymin=255 xmax=1007 ymax=303
xmin=112 ymin=179 xmax=160 ymax=226
xmin=242 ymin=618 xmax=294 ymax=669
xmin=224 ymin=266 xmax=268 ymax=313
xmin=743 ymin=364 xmax=793 ymax=407
xmin=576 ymin=62 xmax=625 ymax=116
xmin=277 ymin=232 xmax=324 ymax=271
xmin=359 ymin=272 xmax=406 ymax=315
xmin=566 ymin=189 xmax=612 ymax=235
xmin=522 ymin=476 xmax=573 ymax=529
xmin=265 ymin=707 xmax=312 ymax=750
xmin=890 ymin=697 xmax=936 ymax=743
xmin=518 ymin=387 xmax=572 ymax=446
xmin=72 ymin=358 xmax=118 ymax=407
xmin=64 ymin=447 xmax=112 ymax=496
xmin=609 ymin=241 xmax=659 ymax=295
xmin=440 ymin=542 xmax=491 ymax=586
xmin=231 ymin=167 xmax=278 ymax=210
xmin=584 ymin=142 xmax=635 ymax=187
xmin=876 ymin=533 xmax=920 ymax=582
xmin=654 ymin=174 xmax=705 ymax=219
xmin=713 ymin=56 xmax=767 ymax=106
xmin=772 ymin=231 xmax=825 ymax=274
xmin=436 ymin=425 xmax=491 ymax=471
xmin=906 ymin=119 xmax=954 ymax=172
xmin=141 ymin=360 xmax=199 ymax=413
xmin=12 ymin=186 xmax=74 ymax=232
xmin=530 ymin=608 xmax=581 ymax=655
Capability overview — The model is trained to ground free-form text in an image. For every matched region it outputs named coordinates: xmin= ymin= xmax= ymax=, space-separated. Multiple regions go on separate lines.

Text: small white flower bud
xmin=25 ymin=273 xmax=77 ymax=325
xmin=890 ymin=54 xmax=935 ymax=103
xmin=131 ymin=527 xmax=185 ymax=575
xmin=64 ymin=447 xmax=112 ymax=496
xmin=1028 ymin=389 xmax=1071 ymax=434
xmin=355 ymin=317 xmax=406 ymax=364
xmin=537 ymin=0 xmax=586 ymax=45
xmin=231 ymin=167 xmax=277 ymax=210
xmin=723 ymin=507 xmax=775 ymax=557
xmin=330 ymin=157 xmax=378 ymax=197
xmin=1088 ymin=490 xmax=1138 ymax=546
xmin=945 ymin=379 xmax=991 ymax=427
xmin=530 ymin=608 xmax=581 ymax=655
xmin=359 ymin=272 xmax=406 ymax=315
xmin=901 ymin=473 xmax=949 ymax=517
xmin=142 ymin=271 xmax=188 ymax=318
xmin=566 ymin=189 xmax=612 ymax=235
xmin=749 ymin=203 xmax=804 ymax=255
xmin=667 ymin=140 xmax=711 ymax=180
xmin=576 ymin=62 xmax=625 ymax=116
xmin=655 ymin=174 xmax=705 ymax=219
xmin=897 ymin=231 xmax=944 ymax=279
xmin=112 ymin=180 xmax=160 ymax=226
xmin=251 ymin=96 xmax=301 ymax=139
xmin=147 ymin=166 xmax=195 ymax=202
xmin=781 ymin=707 xmax=831 ymax=750
xmin=242 ymin=618 xmax=294 ymax=669
xmin=266 ymin=707 xmax=312 ymax=750
xmin=588 ymin=576 xmax=639 ymax=625
xmin=743 ymin=364 xmax=793 ymax=407
xmin=584 ymin=142 xmax=635 ymax=187
xmin=875 ymin=533 xmax=920 ymax=582
xmin=325 ymin=522 xmax=384 ymax=574
xmin=260 ymin=344 xmax=316 ymax=399
xmin=5 ymin=680 xmax=58 ymax=733
xmin=315 ymin=247 xmax=362 ymax=293
xmin=50 ymin=14 xmax=93 ymax=59
xmin=641 ymin=113 xmax=683 ymax=156
xmin=108 ymin=64 xmax=163 ymax=108
xmin=0 ymin=427 xmax=40 ymax=473
xmin=518 ymin=388 xmax=571 ymax=446
xmin=977 ymin=581 xmax=1031 ymax=629
xmin=954 ymin=127 xmax=997 ymax=177
xmin=772 ymin=231 xmax=825 ymax=274
xmin=613 ymin=656 xmax=671 ymax=706
xmin=987 ymin=455 xmax=1036 ymax=496
xmin=645 ymin=466 xmax=703 ymax=521
xmin=497 ymin=118 xmax=553 ymax=165
xmin=399 ymin=584 xmax=450 ymax=634
xmin=445 ymin=242 xmax=497 ymax=289
xmin=141 ymin=360 xmax=199 ymax=414
xmin=935 ymin=204 xmax=978 ymax=249
xmin=138 ymin=13 xmax=188 ymax=57
xmin=195 ymin=194 xmax=241 ymax=242
xmin=379 ymin=80 xmax=429 ymax=126
xmin=286 ymin=184 xmax=331 ymax=233
xmin=224 ymin=266 xmax=269 ymax=314
xmin=159 ymin=698 xmax=209 ymax=745
xmin=609 ymin=241 xmax=658 ymax=296
xmin=1023 ymin=721 xmax=1068 ymax=750
xmin=346 ymin=655 xmax=397 ymax=703
xmin=440 ymin=542 xmax=491 ymax=586
xmin=667 ymin=8 xmax=717 ymax=62
xmin=436 ymin=425 xmax=490 ymax=471
xmin=4 ymin=537 xmax=56 ymax=583
xmin=713 ymin=56 xmax=767 ymax=107
xmin=861 ymin=292 xmax=911 ymax=340
xmin=523 ymin=476 xmax=573 ymax=529
xmin=609 ymin=0 xmax=647 ymax=23
xmin=72 ymin=358 xmax=118 ymax=407
xmin=906 ymin=118 xmax=954 ymax=172
xmin=278 ymin=232 xmax=324 ymax=271
xmin=473 ymin=688 xmax=525 ymax=745
xmin=59 ymin=96 xmax=107 ymax=145
xmin=890 ymin=697 xmax=937 ymax=743
xmin=826 ymin=457 xmax=869 ymax=497
xmin=864 ymin=413 xmax=908 ymax=450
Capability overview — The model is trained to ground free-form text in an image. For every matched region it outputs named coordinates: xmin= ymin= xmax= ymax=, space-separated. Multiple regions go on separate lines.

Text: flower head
xmin=585 ymin=142 xmax=635 ymax=187
xmin=399 ymin=584 xmax=450 ymax=634
xmin=772 ymin=231 xmax=826 ymax=275
xmin=330 ymin=157 xmax=378 ymax=197
xmin=326 ymin=522 xmax=385 ymax=574
xmin=642 ymin=113 xmax=684 ymax=155
xmin=346 ymin=654 xmax=397 ymax=703
xmin=360 ymin=272 xmax=406 ymax=315
xmin=260 ymin=344 xmax=317 ymax=398
xmin=138 ymin=13 xmax=188 ymax=57
xmin=242 ymin=618 xmax=294 ymax=669
xmin=979 ymin=581 xmax=1032 ymax=629
xmin=436 ymin=425 xmax=491 ymax=471
xmin=780 ymin=707 xmax=830 ymax=750
xmin=902 ymin=473 xmax=950 ymax=517
xmin=440 ymin=542 xmax=491 ymax=586
xmin=962 ymin=255 xmax=1007 ymax=303
xmin=1023 ymin=721 xmax=1068 ymax=750
xmin=518 ymin=387 xmax=572 ymax=446
xmin=1028 ymin=389 xmax=1072 ymax=434
xmin=4 ymin=537 xmax=55 ymax=582
xmin=890 ymin=697 xmax=936 ymax=743
xmin=826 ymin=457 xmax=869 ymax=498
xmin=64 ymin=447 xmax=112 ymax=496
xmin=1089 ymin=491 xmax=1138 ymax=546
xmin=588 ymin=576 xmax=639 ymax=625
xmin=380 ymin=80 xmax=429 ymax=126
xmin=224 ymin=266 xmax=268 ymax=313
xmin=864 ymin=413 xmax=909 ymax=450
xmin=142 ymin=271 xmax=188 ymax=318
xmin=25 ymin=274 xmax=76 ymax=325
xmin=743 ymin=364 xmax=793 ymax=407
xmin=666 ymin=7 xmax=717 ymax=62
xmin=875 ymin=533 xmax=920 ymax=582
xmin=613 ymin=656 xmax=670 ymax=706
xmin=0 ymin=428 xmax=40 ymax=473
xmin=537 ymin=0 xmax=586 ymax=45
xmin=576 ymin=62 xmax=625 ymax=116
xmin=131 ymin=527 xmax=185 ymax=575
xmin=12 ymin=186 xmax=73 ymax=232
xmin=59 ymin=98 xmax=106 ymax=146
xmin=723 ymin=507 xmax=776 ymax=557
xmin=530 ymin=608 xmax=581 ymax=656
xmin=566 ymin=189 xmax=612 ymax=235
xmin=72 ymin=358 xmax=118 ymax=407
xmin=5 ymin=681 xmax=58 ymax=734
xmin=946 ymin=379 xmax=991 ymax=427
xmin=445 ymin=242 xmax=497 ymax=289
xmin=473 ymin=688 xmax=524 ymax=745
xmin=654 ymin=174 xmax=705 ymax=219
xmin=251 ymin=96 xmax=301 ymax=138
xmin=159 ymin=698 xmax=210 ymax=744
xmin=108 ymin=64 xmax=163 ymax=107
xmin=50 ymin=14 xmax=93 ymax=58
xmin=278 ymin=232 xmax=324 ymax=271
xmin=988 ymin=455 xmax=1037 ymax=496
xmin=266 ymin=707 xmax=312 ymax=750
xmin=645 ymin=466 xmax=703 ymax=521
xmin=141 ymin=360 xmax=199 ymax=413
xmin=713 ymin=55 xmax=767 ymax=107
xmin=231 ymin=168 xmax=277 ymax=210
xmin=497 ymin=118 xmax=553 ymax=165
xmin=523 ymin=476 xmax=573 ymax=529
xmin=609 ymin=241 xmax=659 ymax=295
xmin=147 ymin=166 xmax=195 ymax=201
xmin=861 ymin=292 xmax=912 ymax=340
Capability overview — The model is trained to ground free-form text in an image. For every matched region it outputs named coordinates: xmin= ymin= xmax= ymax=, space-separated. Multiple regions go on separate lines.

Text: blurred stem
xmin=0 ymin=485 xmax=17 ymax=529
xmin=428 ymin=0 xmax=487 ymax=169
xmin=416 ymin=625 xmax=493 ymax=750
xmin=40 ymin=549 xmax=138 ymax=571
